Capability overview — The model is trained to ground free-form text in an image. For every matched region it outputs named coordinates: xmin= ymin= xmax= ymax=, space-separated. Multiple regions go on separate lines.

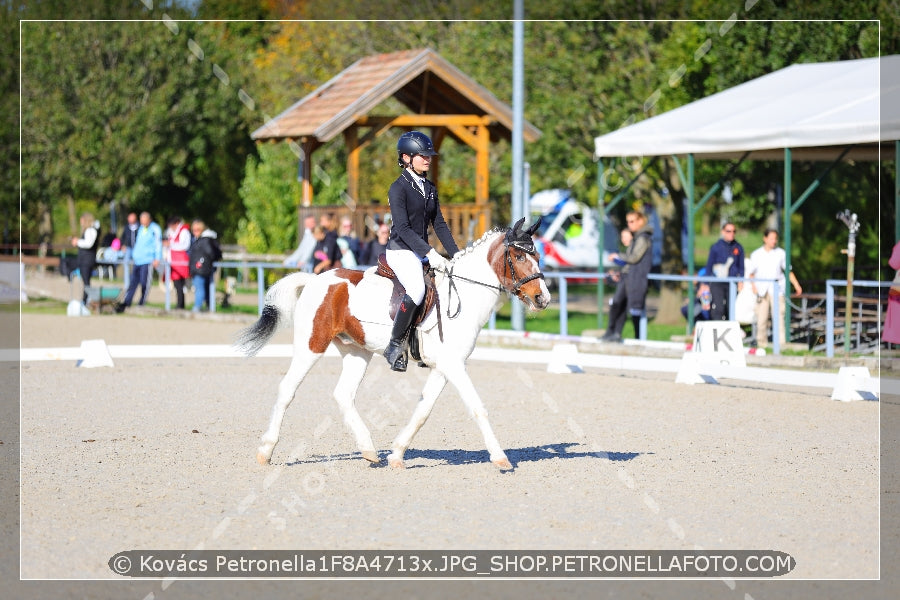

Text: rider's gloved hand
xmin=425 ymin=248 xmax=449 ymax=272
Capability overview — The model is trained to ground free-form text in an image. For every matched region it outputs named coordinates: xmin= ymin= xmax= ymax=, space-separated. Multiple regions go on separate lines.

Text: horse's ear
xmin=525 ymin=219 xmax=540 ymax=236
xmin=512 ymin=217 xmax=525 ymax=235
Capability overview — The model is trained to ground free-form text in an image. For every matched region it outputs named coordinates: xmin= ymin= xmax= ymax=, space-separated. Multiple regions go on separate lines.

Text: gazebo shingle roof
xmin=252 ymin=48 xmax=540 ymax=144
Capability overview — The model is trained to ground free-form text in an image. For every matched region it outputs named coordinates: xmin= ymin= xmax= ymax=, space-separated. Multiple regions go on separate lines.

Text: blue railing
xmin=118 ymin=258 xmax=886 ymax=357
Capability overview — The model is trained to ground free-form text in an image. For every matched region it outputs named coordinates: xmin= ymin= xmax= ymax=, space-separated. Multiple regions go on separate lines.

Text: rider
xmin=383 ymin=130 xmax=460 ymax=372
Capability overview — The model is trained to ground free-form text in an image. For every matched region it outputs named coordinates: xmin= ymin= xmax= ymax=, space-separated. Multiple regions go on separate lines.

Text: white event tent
xmin=592 ymin=54 xmax=900 ymax=331
xmin=594 ymin=55 xmax=899 ymax=161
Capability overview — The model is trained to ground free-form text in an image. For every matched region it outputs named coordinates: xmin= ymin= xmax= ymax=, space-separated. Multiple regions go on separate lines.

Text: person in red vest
xmin=165 ymin=216 xmax=192 ymax=309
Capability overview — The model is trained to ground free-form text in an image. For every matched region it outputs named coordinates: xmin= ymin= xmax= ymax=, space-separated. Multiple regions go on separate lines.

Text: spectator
xmin=318 ymin=213 xmax=343 ymax=268
xmin=120 ymin=212 xmax=139 ymax=263
xmin=311 ymin=226 xmax=334 ymax=274
xmin=164 ymin=216 xmax=191 ymax=309
xmin=336 ymin=237 xmax=357 ymax=268
xmin=338 ymin=217 xmax=361 ymax=263
xmin=601 ymin=210 xmax=653 ymax=342
xmin=681 ymin=267 xmax=712 ymax=323
xmin=604 ymin=227 xmax=632 ymax=286
xmin=71 ymin=212 xmax=100 ymax=305
xmin=884 ymin=240 xmax=900 ymax=344
xmin=360 ymin=221 xmax=390 ymax=266
xmin=704 ymin=221 xmax=745 ymax=320
xmin=748 ymin=229 xmax=803 ymax=349
xmin=119 ymin=212 xmax=139 ymax=287
xmin=283 ymin=215 xmax=317 ymax=271
xmin=115 ymin=211 xmax=162 ymax=312
xmin=189 ymin=220 xmax=222 ymax=312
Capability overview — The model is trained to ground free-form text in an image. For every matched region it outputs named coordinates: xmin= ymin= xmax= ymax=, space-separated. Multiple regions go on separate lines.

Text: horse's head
xmin=488 ymin=217 xmax=552 ymax=311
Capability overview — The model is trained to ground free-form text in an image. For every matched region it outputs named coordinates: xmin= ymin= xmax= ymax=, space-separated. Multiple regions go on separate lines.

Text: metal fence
xmin=129 ymin=258 xmax=888 ymax=357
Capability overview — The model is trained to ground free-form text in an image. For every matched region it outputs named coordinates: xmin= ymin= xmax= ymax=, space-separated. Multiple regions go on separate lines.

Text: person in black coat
xmin=189 ymin=220 xmax=222 ymax=312
xmin=382 ymin=131 xmax=460 ymax=371
xmin=360 ymin=221 xmax=390 ymax=266
xmin=601 ymin=210 xmax=654 ymax=342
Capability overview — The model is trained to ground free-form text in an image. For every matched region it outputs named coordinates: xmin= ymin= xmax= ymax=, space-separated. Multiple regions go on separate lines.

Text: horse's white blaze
xmin=238 ymin=223 xmax=549 ymax=469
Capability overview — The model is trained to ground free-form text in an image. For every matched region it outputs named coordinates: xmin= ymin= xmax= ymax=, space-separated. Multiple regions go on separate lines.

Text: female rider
xmin=383 ymin=131 xmax=460 ymax=371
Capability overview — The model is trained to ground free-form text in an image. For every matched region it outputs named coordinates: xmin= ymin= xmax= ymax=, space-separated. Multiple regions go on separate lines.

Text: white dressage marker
xmin=676 ymin=320 xmax=745 ymax=385
xmin=77 ymin=339 xmax=114 ymax=368
xmin=547 ymin=343 xmax=584 ymax=374
xmin=831 ymin=366 xmax=879 ymax=402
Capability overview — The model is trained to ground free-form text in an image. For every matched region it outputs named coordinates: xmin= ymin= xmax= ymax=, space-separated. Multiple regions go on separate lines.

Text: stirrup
xmin=383 ymin=339 xmax=408 ymax=372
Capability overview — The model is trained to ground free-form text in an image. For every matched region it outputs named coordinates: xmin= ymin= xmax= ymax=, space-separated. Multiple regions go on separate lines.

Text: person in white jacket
xmin=71 ymin=212 xmax=100 ymax=304
xmin=748 ymin=229 xmax=803 ymax=348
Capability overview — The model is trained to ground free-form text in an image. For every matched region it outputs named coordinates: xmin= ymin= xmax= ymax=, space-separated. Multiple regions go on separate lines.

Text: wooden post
xmin=298 ymin=138 xmax=316 ymax=208
xmin=475 ymin=123 xmax=490 ymax=235
xmin=345 ymin=127 xmax=359 ymax=205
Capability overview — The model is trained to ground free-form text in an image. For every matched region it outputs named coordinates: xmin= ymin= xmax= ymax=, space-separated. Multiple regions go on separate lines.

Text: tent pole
xmin=781 ymin=146 xmax=850 ymax=342
xmin=670 ymin=154 xmax=695 ymax=333
xmin=608 ymin=157 xmax=657 ymax=208
xmin=687 ymin=154 xmax=696 ymax=333
xmin=597 ymin=158 xmax=606 ymax=329
xmin=695 ymin=151 xmax=751 ymax=211
xmin=791 ymin=146 xmax=852 ymax=212
xmin=783 ymin=147 xmax=792 ymax=338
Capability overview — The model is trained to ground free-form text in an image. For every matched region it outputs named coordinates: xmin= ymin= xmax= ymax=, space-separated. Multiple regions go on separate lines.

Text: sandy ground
xmin=4 ymin=308 xmax=892 ymax=600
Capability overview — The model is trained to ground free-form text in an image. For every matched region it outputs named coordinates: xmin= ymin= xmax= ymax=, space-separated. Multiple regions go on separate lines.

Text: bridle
xmin=441 ymin=232 xmax=544 ymax=319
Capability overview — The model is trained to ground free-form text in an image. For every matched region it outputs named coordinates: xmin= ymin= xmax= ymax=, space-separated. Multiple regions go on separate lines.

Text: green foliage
xmin=235 ymin=144 xmax=300 ymax=254
xmin=7 ymin=0 xmax=898 ymax=290
xmin=19 ymin=11 xmax=261 ymax=245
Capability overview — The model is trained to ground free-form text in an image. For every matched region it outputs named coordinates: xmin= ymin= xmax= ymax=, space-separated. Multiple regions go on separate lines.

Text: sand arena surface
xmin=12 ymin=312 xmax=888 ymax=598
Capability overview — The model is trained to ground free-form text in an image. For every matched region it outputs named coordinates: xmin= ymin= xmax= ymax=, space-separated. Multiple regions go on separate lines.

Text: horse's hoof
xmin=256 ymin=452 xmax=271 ymax=465
xmin=493 ymin=458 xmax=513 ymax=470
xmin=388 ymin=458 xmax=405 ymax=469
xmin=361 ymin=450 xmax=381 ymax=463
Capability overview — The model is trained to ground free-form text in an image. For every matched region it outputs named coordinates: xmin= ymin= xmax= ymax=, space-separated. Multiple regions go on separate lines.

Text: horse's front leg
xmin=388 ymin=369 xmax=447 ymax=468
xmin=440 ymin=360 xmax=512 ymax=470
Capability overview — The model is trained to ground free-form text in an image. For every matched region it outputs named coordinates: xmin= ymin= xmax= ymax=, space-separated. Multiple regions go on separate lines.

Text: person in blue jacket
xmin=115 ymin=211 xmax=162 ymax=312
xmin=704 ymin=221 xmax=745 ymax=320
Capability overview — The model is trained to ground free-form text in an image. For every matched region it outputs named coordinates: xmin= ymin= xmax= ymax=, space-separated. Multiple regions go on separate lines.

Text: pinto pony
xmin=236 ymin=218 xmax=551 ymax=470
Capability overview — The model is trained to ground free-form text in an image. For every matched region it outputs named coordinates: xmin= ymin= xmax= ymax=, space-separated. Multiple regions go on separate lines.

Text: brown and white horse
xmin=236 ymin=218 xmax=551 ymax=470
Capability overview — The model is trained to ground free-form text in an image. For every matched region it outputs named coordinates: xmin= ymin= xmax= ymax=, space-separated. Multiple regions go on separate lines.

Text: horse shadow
xmin=285 ymin=442 xmax=644 ymax=470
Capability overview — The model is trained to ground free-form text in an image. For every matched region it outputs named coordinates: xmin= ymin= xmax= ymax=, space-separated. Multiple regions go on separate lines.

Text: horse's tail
xmin=234 ymin=272 xmax=316 ymax=357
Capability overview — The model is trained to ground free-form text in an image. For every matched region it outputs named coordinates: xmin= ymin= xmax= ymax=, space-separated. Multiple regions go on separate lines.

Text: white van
xmin=530 ymin=189 xmax=619 ymax=270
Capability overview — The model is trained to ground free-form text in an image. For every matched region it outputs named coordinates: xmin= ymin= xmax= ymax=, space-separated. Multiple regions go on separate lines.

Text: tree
xmin=19 ymin=7 xmax=267 ymax=246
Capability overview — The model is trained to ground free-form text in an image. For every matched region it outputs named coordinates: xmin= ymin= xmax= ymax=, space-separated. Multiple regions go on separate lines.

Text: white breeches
xmin=386 ymin=248 xmax=425 ymax=304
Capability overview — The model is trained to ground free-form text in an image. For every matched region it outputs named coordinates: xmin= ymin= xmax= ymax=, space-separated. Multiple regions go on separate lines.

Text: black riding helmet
xmin=397 ymin=131 xmax=438 ymax=167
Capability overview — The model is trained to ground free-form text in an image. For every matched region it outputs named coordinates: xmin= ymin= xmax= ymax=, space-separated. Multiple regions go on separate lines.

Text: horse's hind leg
xmin=257 ymin=349 xmax=322 ymax=465
xmin=387 ymin=369 xmax=447 ymax=469
xmin=333 ymin=346 xmax=379 ymax=463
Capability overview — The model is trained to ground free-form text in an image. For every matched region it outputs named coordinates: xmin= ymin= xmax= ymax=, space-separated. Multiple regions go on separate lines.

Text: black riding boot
xmin=631 ymin=314 xmax=642 ymax=339
xmin=383 ymin=294 xmax=420 ymax=372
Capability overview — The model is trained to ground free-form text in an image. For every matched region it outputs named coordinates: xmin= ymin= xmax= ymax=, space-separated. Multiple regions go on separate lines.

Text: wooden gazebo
xmin=251 ymin=48 xmax=541 ymax=242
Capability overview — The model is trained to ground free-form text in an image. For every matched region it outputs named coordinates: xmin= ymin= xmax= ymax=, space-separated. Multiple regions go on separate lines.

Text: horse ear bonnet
xmin=505 ymin=217 xmax=537 ymax=254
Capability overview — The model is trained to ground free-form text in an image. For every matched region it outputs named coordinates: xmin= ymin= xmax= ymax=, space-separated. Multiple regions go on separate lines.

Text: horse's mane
xmin=448 ymin=226 xmax=505 ymax=264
